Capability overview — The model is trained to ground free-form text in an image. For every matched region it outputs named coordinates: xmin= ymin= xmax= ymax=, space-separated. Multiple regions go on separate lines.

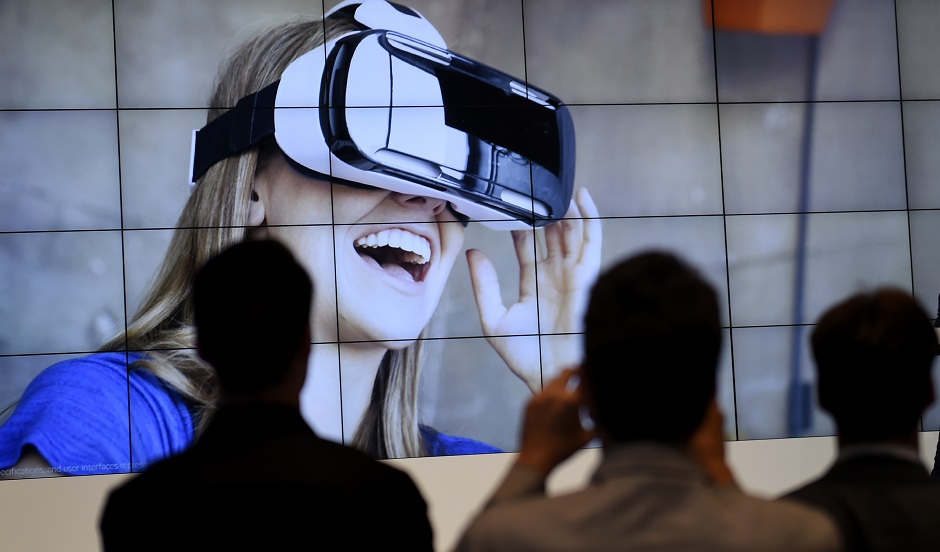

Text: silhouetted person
xmin=784 ymin=288 xmax=940 ymax=551
xmin=100 ymin=239 xmax=433 ymax=551
xmin=456 ymin=251 xmax=840 ymax=552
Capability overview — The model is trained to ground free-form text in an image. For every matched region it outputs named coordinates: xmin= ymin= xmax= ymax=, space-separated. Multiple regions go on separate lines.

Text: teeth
xmin=355 ymin=229 xmax=431 ymax=265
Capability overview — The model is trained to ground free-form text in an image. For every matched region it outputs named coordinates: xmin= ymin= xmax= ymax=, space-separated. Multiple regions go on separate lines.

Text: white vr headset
xmin=190 ymin=0 xmax=575 ymax=230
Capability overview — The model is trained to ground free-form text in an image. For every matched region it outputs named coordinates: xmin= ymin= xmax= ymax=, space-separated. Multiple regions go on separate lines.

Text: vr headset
xmin=190 ymin=0 xmax=575 ymax=230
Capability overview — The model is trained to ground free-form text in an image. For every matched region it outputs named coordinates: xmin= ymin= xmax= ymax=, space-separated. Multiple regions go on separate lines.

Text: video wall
xmin=1 ymin=0 xmax=939 ymax=478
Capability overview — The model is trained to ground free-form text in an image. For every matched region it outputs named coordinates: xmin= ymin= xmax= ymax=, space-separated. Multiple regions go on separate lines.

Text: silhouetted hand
xmin=687 ymin=399 xmax=736 ymax=486
xmin=515 ymin=368 xmax=596 ymax=478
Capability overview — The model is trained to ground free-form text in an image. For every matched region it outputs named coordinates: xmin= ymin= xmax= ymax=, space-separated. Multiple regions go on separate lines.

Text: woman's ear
xmin=247 ymin=189 xmax=265 ymax=227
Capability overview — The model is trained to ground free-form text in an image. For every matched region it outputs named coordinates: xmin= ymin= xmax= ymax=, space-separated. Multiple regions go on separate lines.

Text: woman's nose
xmin=390 ymin=192 xmax=447 ymax=215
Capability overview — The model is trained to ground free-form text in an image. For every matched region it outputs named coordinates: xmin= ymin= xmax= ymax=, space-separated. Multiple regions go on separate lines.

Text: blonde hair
xmin=102 ymin=14 xmax=426 ymax=458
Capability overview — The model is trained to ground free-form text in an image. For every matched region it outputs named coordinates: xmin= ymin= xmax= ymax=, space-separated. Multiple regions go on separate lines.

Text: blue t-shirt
xmin=0 ymin=352 xmax=499 ymax=476
xmin=0 ymin=352 xmax=194 ymax=476
xmin=421 ymin=425 xmax=501 ymax=456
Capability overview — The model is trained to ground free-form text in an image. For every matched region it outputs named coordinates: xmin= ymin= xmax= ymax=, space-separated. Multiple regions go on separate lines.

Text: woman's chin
xmin=376 ymin=337 xmax=419 ymax=350
xmin=337 ymin=326 xmax=424 ymax=349
xmin=335 ymin=295 xmax=436 ymax=345
xmin=338 ymin=338 xmax=420 ymax=355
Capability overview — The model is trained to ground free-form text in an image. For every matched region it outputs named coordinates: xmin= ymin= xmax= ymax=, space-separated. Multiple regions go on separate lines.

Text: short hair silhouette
xmin=583 ymin=251 xmax=721 ymax=442
xmin=811 ymin=288 xmax=937 ymax=442
xmin=193 ymin=239 xmax=313 ymax=394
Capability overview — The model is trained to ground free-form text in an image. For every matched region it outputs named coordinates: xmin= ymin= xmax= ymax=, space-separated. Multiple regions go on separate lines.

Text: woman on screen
xmin=0 ymin=0 xmax=600 ymax=476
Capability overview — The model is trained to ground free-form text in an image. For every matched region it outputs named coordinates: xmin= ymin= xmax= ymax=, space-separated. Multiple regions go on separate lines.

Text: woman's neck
xmin=338 ymin=342 xmax=388 ymax=436
xmin=300 ymin=341 xmax=386 ymax=444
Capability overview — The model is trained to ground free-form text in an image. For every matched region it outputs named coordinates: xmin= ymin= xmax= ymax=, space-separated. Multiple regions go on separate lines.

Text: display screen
xmin=1 ymin=0 xmax=939 ymax=478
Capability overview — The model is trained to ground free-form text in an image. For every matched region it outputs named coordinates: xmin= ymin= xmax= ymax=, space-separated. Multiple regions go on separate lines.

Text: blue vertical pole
xmin=787 ymin=35 xmax=820 ymax=437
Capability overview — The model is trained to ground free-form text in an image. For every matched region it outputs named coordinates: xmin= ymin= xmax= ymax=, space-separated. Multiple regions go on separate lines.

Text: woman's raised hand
xmin=467 ymin=188 xmax=602 ymax=393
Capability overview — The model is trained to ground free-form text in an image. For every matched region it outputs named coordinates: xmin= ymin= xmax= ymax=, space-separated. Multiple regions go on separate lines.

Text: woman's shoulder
xmin=32 ymin=351 xmax=139 ymax=380
xmin=31 ymin=351 xmax=177 ymax=390
xmin=0 ymin=351 xmax=194 ymax=474
xmin=419 ymin=425 xmax=502 ymax=456
xmin=28 ymin=351 xmax=193 ymax=428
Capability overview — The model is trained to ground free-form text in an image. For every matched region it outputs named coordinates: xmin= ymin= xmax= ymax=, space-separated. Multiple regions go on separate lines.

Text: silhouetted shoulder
xmin=101 ymin=405 xmax=433 ymax=551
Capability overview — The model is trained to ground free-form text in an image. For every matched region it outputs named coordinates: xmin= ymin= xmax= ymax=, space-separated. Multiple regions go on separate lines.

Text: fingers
xmin=576 ymin=186 xmax=600 ymax=219
xmin=541 ymin=188 xmax=600 ymax=271
xmin=517 ymin=365 xmax=594 ymax=476
xmin=561 ymin=196 xmax=584 ymax=261
xmin=576 ymin=187 xmax=603 ymax=270
xmin=511 ymin=229 xmax=537 ymax=299
xmin=543 ymin=198 xmax=583 ymax=262
xmin=688 ymin=399 xmax=736 ymax=486
xmin=543 ymin=216 xmax=564 ymax=259
xmin=544 ymin=366 xmax=582 ymax=396
xmin=540 ymin=367 xmax=589 ymax=423
xmin=466 ymin=249 xmax=507 ymax=334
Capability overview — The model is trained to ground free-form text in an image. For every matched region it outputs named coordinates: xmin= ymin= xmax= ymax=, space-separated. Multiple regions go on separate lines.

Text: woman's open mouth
xmin=354 ymin=228 xmax=432 ymax=283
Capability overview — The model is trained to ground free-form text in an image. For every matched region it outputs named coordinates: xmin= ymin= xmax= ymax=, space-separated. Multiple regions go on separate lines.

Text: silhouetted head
xmin=582 ymin=251 xmax=721 ymax=443
xmin=194 ymin=239 xmax=313 ymax=395
xmin=812 ymin=288 xmax=937 ymax=442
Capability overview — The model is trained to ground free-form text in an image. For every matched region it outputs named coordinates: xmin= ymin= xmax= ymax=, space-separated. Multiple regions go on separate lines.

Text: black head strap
xmin=191 ymin=81 xmax=279 ymax=181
